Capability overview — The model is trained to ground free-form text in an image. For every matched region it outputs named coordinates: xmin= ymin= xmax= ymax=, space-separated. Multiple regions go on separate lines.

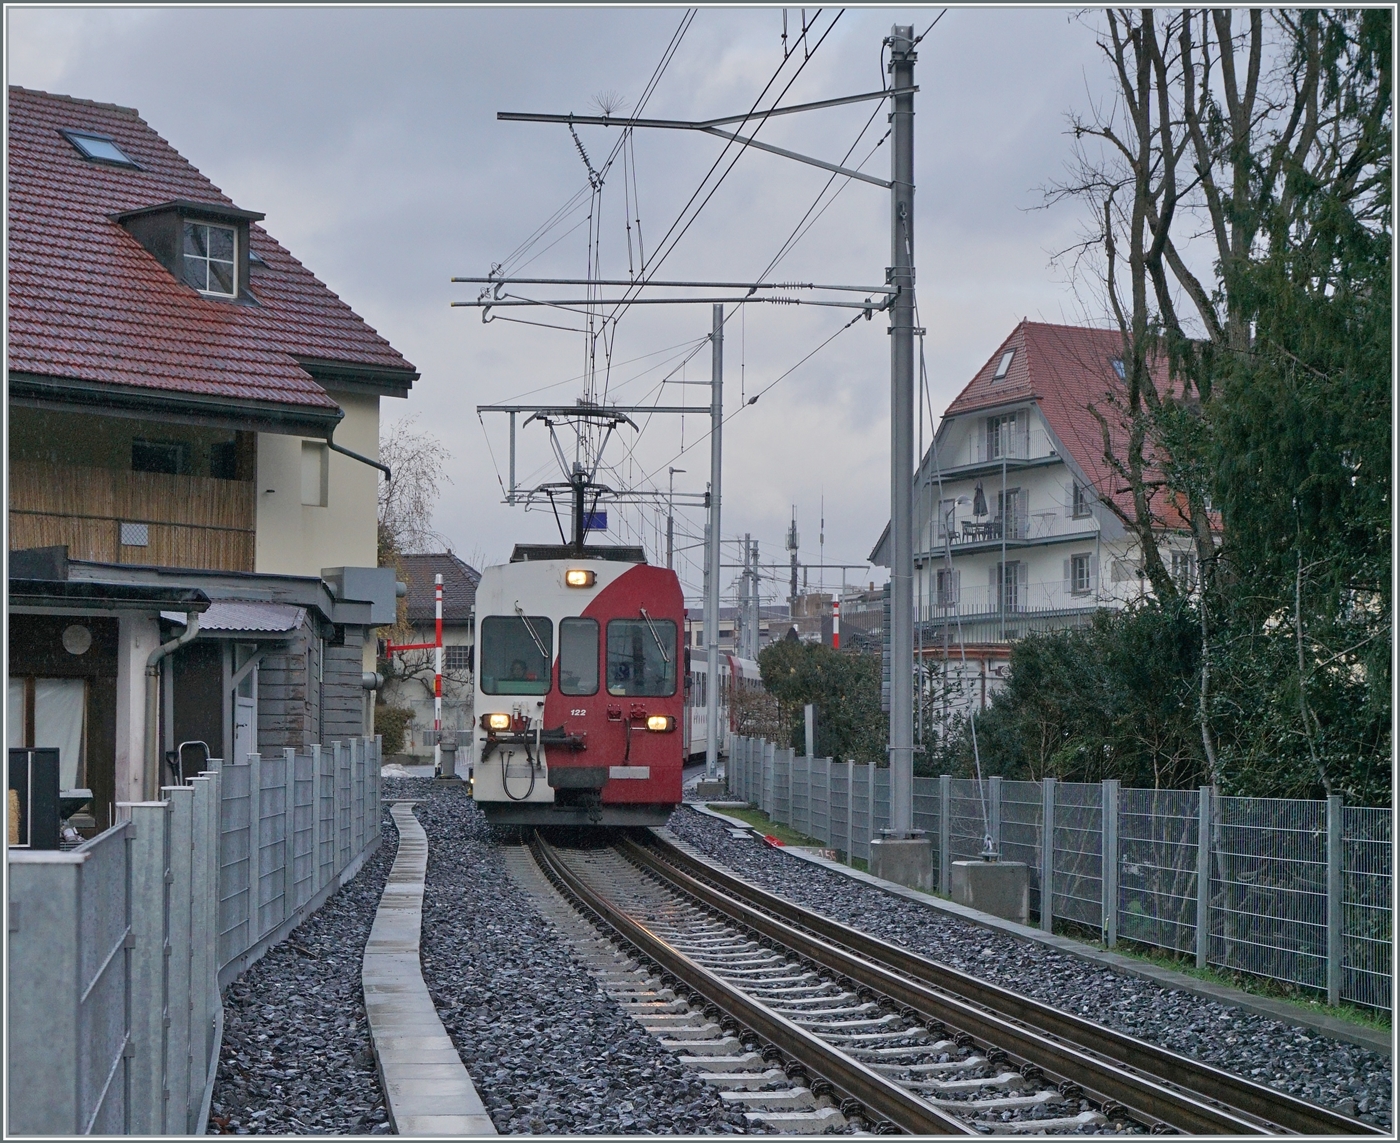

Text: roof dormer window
xmin=61 ymin=128 xmax=139 ymax=168
xmin=183 ymin=221 xmax=237 ymax=296
xmin=993 ymin=348 xmax=1015 ymax=380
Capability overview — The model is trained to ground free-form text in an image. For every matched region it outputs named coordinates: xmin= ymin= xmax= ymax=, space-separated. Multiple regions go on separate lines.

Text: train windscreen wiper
xmin=514 ymin=602 xmax=549 ymax=659
xmin=639 ymin=607 xmax=671 ymax=663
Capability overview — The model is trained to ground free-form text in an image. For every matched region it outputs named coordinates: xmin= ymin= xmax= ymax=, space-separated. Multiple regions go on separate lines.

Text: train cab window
xmin=480 ymin=615 xmax=553 ymax=695
xmin=607 ymin=618 xmax=677 ymax=697
xmin=558 ymin=618 xmax=599 ymax=695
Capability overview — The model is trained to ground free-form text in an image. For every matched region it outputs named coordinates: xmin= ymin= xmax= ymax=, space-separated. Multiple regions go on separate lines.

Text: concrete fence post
xmin=282 ymin=748 xmax=297 ymax=927
xmin=1326 ymin=794 xmax=1343 ymax=1008
xmin=1196 ymin=786 xmax=1211 ymax=969
xmin=120 ymin=801 xmax=172 ymax=1135
xmin=1101 ymin=778 xmax=1119 ymax=947
xmin=247 ymin=753 xmax=262 ymax=941
xmin=1040 ymin=778 xmax=1056 ymax=933
xmin=989 ymin=775 xmax=1002 ymax=855
xmin=939 ymin=775 xmax=951 ymax=893
xmin=162 ymin=785 xmax=195 ymax=1131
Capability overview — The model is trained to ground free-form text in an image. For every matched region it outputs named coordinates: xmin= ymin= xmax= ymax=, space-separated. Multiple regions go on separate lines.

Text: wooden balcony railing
xmin=9 ymin=460 xmax=255 ymax=571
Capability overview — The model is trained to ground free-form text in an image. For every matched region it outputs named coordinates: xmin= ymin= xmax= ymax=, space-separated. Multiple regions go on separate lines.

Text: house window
xmin=132 ymin=438 xmax=190 ymax=475
xmin=993 ymin=348 xmax=1015 ymax=380
xmin=997 ymin=487 xmax=1025 ymax=538
xmin=1070 ymin=553 xmax=1093 ymax=595
xmin=935 ymin=567 xmax=960 ymax=608
xmin=444 ymin=645 xmax=472 ymax=672
xmin=987 ymin=412 xmax=1021 ymax=459
xmin=1111 ymin=357 xmax=1126 ymax=380
xmin=300 ymin=441 xmax=328 ymax=506
xmin=7 ymin=676 xmax=87 ymax=790
xmin=210 ymin=439 xmax=239 ymax=480
xmin=61 ymin=129 xmax=139 ymax=168
xmin=993 ymin=561 xmax=1023 ymax=612
xmin=182 ymin=221 xmax=237 ymax=296
xmin=935 ymin=498 xmax=957 ymax=542
xmin=1071 ymin=480 xmax=1091 ymax=518
xmin=1172 ymin=550 xmax=1198 ymax=591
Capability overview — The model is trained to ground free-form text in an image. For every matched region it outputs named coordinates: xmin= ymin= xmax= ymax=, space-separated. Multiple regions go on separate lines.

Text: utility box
xmin=950 ymin=859 xmax=1029 ymax=924
xmin=321 ymin=566 xmax=401 ymax=625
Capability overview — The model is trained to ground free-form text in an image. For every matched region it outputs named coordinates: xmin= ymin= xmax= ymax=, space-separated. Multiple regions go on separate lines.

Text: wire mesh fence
xmin=1207 ymin=797 xmax=1328 ymax=993
xmin=1119 ymin=787 xmax=1200 ymax=954
xmin=1342 ymin=806 xmax=1391 ymax=1011
xmin=724 ymin=738 xmax=1391 ymax=1012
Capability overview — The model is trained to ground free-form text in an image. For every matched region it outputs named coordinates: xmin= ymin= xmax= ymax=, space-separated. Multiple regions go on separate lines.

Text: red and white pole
xmin=832 ymin=598 xmax=840 ymax=649
xmin=434 ymin=574 xmax=443 ymax=773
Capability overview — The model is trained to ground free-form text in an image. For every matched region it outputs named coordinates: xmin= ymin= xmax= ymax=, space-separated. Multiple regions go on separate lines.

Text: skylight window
xmin=61 ymin=129 xmax=139 ymax=168
xmin=993 ymin=349 xmax=1016 ymax=380
xmin=1111 ymin=357 xmax=1126 ymax=380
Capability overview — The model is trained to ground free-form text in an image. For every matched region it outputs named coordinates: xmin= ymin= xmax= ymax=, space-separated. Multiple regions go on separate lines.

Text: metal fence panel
xmin=1342 ymin=806 xmax=1391 ymax=1011
xmin=948 ymin=778 xmax=989 ymax=862
xmin=1208 ymin=797 xmax=1328 ymax=994
xmin=791 ymin=755 xmax=809 ymax=836
xmin=1119 ymin=788 xmax=1200 ymax=953
xmin=850 ymin=764 xmax=871 ymax=861
xmin=830 ymin=762 xmax=850 ymax=855
xmin=77 ymin=824 xmax=132 ymax=1135
xmin=1052 ymin=782 xmax=1103 ymax=928
xmin=292 ymin=751 xmax=316 ymax=910
xmin=1000 ymin=780 xmax=1043 ymax=915
xmin=216 ymin=763 xmax=252 ymax=971
xmin=773 ymin=750 xmax=792 ymax=825
xmin=874 ymin=766 xmax=891 ymax=835
xmin=257 ymin=753 xmax=288 ymax=939
xmin=912 ymin=776 xmax=940 ymax=841
xmin=809 ymin=758 xmax=831 ymax=844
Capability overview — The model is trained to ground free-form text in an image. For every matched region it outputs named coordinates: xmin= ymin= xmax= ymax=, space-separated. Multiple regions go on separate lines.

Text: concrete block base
xmin=869 ymin=837 xmax=934 ymax=893
xmin=950 ymin=859 xmax=1029 ymax=924
xmin=692 ymin=780 xmax=728 ymax=799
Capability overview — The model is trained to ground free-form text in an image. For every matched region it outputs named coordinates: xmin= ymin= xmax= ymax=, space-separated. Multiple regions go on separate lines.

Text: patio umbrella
xmin=972 ymin=481 xmax=988 ymax=517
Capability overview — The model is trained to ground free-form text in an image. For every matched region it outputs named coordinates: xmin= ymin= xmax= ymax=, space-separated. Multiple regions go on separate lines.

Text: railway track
xmin=526 ymin=829 xmax=1382 ymax=1136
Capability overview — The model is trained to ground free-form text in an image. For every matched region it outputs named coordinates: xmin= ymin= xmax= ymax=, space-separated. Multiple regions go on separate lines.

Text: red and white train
xmin=471 ymin=544 xmax=686 ymax=827
xmin=683 ymin=651 xmax=762 ymax=761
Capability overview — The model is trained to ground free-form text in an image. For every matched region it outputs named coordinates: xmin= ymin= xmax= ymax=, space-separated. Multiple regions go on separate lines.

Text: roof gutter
xmin=327 ymin=435 xmax=391 ymax=481
xmin=145 ymin=611 xmax=201 ymax=799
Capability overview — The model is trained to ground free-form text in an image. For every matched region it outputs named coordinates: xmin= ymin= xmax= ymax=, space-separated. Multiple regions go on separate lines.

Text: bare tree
xmin=378 ymin=415 xmax=452 ymax=559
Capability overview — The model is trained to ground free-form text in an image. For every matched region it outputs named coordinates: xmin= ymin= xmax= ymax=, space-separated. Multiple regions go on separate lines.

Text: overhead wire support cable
xmin=454 ymin=276 xmax=895 ymax=294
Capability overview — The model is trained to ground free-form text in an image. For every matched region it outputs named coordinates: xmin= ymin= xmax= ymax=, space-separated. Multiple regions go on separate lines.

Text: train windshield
xmin=607 ymin=618 xmax=677 ymax=696
xmin=480 ymin=615 xmax=553 ymax=694
xmin=558 ymin=618 xmax=599 ymax=695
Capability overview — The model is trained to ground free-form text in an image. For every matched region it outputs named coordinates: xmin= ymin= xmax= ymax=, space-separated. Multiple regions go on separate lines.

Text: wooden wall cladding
xmin=9 ymin=460 xmax=255 ymax=571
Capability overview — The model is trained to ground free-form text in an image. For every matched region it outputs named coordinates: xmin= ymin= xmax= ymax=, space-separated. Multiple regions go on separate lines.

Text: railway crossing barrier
xmin=725 ymin=735 xmax=1391 ymax=1014
xmin=7 ymin=737 xmax=383 ymax=1134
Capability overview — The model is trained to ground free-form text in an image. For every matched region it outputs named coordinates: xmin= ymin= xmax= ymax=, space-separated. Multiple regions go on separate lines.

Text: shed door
xmin=234 ymin=696 xmax=257 ymax=765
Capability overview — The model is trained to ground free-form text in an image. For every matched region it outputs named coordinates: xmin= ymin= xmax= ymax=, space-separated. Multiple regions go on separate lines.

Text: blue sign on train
xmin=584 ymin=511 xmax=608 ymax=532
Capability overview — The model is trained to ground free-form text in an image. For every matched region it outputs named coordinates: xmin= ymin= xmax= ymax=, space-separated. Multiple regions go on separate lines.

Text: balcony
xmin=916 ymin=580 xmax=1101 ymax=623
xmin=9 ymin=460 xmax=255 ymax=571
xmin=943 ymin=427 xmax=1056 ymax=470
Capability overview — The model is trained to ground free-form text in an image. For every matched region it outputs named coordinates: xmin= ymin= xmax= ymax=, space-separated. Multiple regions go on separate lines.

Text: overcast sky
xmin=8 ymin=5 xmax=1120 ymax=605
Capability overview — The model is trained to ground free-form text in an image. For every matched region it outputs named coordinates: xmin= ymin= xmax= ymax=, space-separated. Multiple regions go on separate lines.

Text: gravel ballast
xmin=207 ymin=819 xmax=398 ymax=1135
xmin=665 ymin=806 xmax=1393 ymax=1131
xmin=404 ymin=778 xmax=756 ymax=1134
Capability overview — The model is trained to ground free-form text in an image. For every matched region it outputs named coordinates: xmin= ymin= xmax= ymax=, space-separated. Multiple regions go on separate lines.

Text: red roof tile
xmin=7 ymin=87 xmax=416 ymax=415
xmin=943 ymin=320 xmax=1191 ymax=530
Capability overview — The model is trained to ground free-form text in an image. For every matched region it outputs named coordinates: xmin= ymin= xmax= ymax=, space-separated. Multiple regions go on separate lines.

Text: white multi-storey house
xmin=871 ymin=321 xmax=1205 ymax=728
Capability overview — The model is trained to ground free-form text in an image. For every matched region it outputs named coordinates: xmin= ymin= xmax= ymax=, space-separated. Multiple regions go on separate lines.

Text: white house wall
xmin=254 ymin=389 xmax=380 ymax=577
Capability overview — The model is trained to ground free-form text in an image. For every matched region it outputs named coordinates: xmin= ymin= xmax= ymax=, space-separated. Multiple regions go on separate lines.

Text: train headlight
xmin=482 ymin=712 xmax=511 ymax=732
xmin=565 ymin=568 xmax=596 ymax=588
xmin=645 ymin=715 xmax=675 ymax=733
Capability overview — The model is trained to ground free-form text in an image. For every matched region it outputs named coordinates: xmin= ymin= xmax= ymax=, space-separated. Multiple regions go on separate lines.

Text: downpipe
xmin=145 ymin=612 xmax=201 ymax=799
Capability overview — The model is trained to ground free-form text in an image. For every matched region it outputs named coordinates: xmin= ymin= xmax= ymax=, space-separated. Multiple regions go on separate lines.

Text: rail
xmin=629 ymin=831 xmax=1382 ymax=1136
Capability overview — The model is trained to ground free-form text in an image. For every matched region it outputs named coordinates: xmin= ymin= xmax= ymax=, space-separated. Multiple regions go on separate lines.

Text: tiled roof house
xmin=8 ymin=87 xmax=418 ymax=822
xmin=870 ymin=320 xmax=1208 ymax=727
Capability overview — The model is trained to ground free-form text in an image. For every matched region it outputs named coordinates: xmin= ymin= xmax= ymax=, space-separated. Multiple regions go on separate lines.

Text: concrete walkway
xmin=684 ymin=804 xmax=1391 ymax=1056
xmin=363 ymin=802 xmax=496 ymax=1136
